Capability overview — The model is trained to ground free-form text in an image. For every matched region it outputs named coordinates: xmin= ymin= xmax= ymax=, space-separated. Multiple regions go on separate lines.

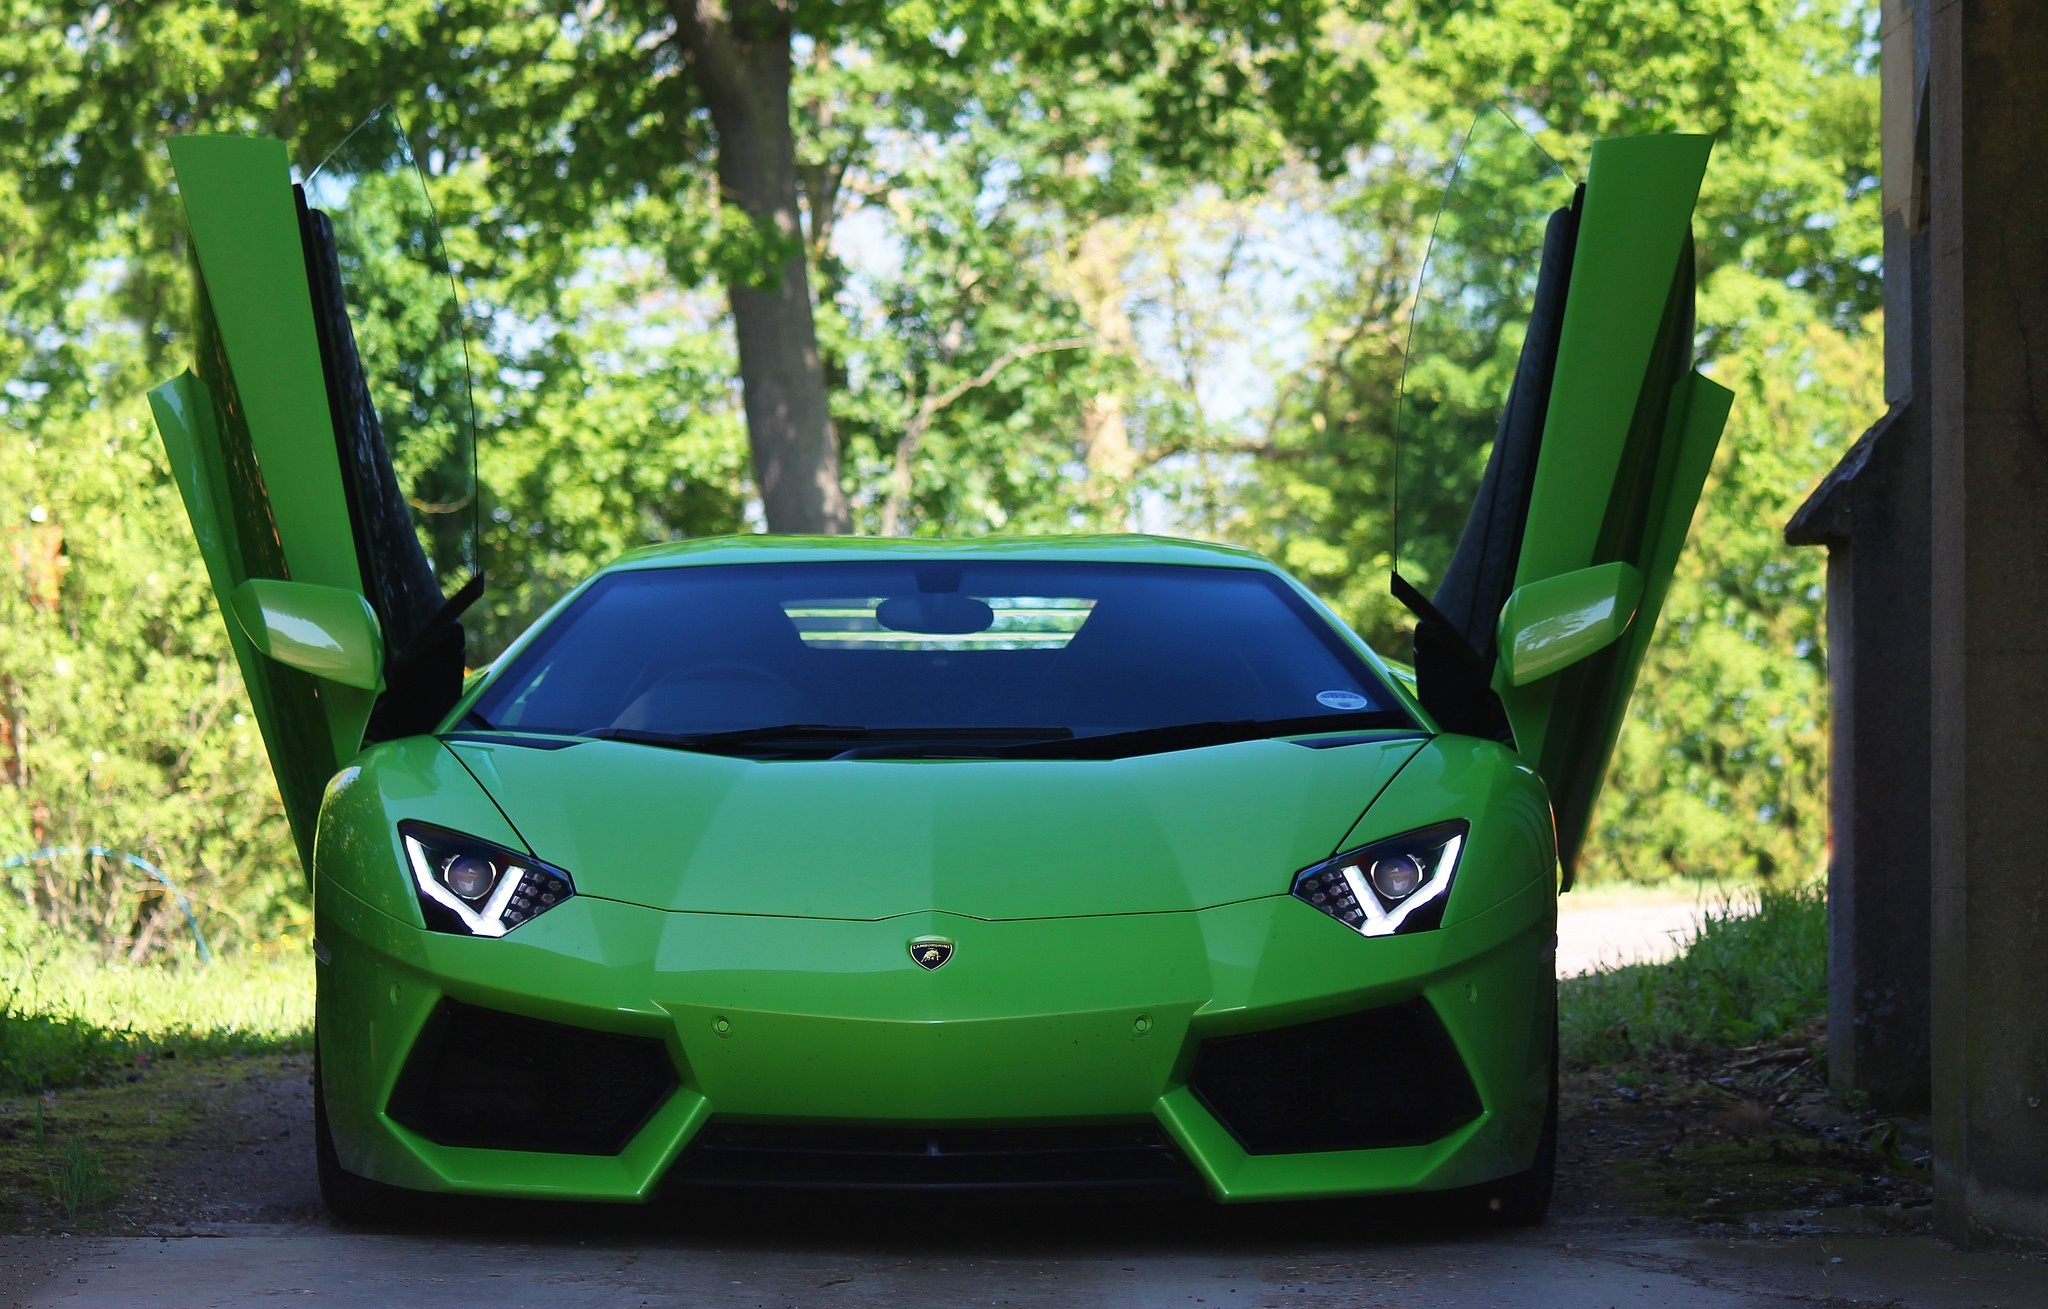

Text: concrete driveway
xmin=11 ymin=1209 xmax=2048 ymax=1307
xmin=4 ymin=1084 xmax=2042 ymax=1309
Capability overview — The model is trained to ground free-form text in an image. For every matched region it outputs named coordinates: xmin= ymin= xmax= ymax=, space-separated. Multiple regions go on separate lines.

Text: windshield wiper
xmin=985 ymin=712 xmax=1415 ymax=761
xmin=586 ymin=724 xmax=1083 ymax=760
xmin=826 ymin=728 xmax=1076 ymax=760
xmin=582 ymin=716 xmax=1410 ymax=761
xmin=583 ymin=723 xmax=876 ymax=756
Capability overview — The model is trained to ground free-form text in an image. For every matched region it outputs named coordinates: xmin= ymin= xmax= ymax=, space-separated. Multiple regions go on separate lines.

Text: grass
xmin=1550 ymin=882 xmax=1937 ymax=1222
xmin=0 ymin=924 xmax=310 ymax=1228
xmin=0 ymin=930 xmax=312 ymax=1095
xmin=1561 ymin=880 xmax=1828 ymax=1068
xmin=46 ymin=1134 xmax=117 ymax=1219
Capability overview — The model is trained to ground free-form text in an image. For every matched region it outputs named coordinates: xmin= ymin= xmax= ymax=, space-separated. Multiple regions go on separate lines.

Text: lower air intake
xmin=666 ymin=1121 xmax=1195 ymax=1192
xmin=388 ymin=1000 xmax=677 ymax=1155
xmin=1189 ymin=998 xmax=1482 ymax=1155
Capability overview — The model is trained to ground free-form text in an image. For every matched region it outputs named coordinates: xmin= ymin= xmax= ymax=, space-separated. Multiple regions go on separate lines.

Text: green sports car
xmin=148 ymin=116 xmax=1728 ymax=1220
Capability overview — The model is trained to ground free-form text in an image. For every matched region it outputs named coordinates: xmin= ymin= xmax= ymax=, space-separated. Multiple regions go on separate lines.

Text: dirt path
xmin=0 ymin=1052 xmax=318 ymax=1238
xmin=138 ymin=1054 xmax=320 ymax=1230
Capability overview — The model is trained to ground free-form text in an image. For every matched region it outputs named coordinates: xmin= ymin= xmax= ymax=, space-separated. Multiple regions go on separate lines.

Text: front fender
xmin=1336 ymin=734 xmax=1556 ymax=931
xmin=313 ymin=738 xmax=533 ymax=928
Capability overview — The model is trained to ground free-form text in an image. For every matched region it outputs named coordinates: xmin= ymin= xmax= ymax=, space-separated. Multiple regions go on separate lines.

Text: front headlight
xmin=400 ymin=822 xmax=575 ymax=937
xmin=1291 ymin=821 xmax=1468 ymax=937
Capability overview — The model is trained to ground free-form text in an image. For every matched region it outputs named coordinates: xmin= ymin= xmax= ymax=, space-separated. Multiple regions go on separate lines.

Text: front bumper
xmin=314 ymin=876 xmax=1553 ymax=1204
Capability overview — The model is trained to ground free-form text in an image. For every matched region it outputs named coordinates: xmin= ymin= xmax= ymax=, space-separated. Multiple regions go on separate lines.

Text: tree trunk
xmin=668 ymin=0 xmax=849 ymax=534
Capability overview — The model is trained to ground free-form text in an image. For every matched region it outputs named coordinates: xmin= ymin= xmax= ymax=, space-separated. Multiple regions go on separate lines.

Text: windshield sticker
xmin=782 ymin=597 xmax=1096 ymax=651
xmin=1316 ymin=689 xmax=1370 ymax=711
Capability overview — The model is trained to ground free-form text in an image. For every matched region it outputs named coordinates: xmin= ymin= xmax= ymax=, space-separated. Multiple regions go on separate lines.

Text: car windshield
xmin=466 ymin=560 xmax=1413 ymax=759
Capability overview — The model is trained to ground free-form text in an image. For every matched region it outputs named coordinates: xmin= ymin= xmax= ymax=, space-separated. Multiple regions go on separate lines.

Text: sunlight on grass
xmin=16 ymin=950 xmax=312 ymax=1044
xmin=0 ymin=925 xmax=312 ymax=1094
xmin=1561 ymin=881 xmax=1827 ymax=1068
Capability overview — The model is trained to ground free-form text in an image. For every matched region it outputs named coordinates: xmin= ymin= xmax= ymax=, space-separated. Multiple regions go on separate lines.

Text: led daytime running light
xmin=399 ymin=824 xmax=574 ymax=937
xmin=1292 ymin=822 xmax=1467 ymax=938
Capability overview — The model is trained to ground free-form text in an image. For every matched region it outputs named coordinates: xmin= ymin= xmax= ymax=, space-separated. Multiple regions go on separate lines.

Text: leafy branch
xmin=881 ymin=337 xmax=1092 ymax=536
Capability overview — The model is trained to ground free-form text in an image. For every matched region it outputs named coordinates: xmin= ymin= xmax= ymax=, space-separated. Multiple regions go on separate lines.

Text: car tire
xmin=313 ymin=1045 xmax=421 ymax=1226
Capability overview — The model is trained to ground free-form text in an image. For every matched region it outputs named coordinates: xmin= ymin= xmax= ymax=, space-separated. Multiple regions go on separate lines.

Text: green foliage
xmin=1403 ymin=0 xmax=1882 ymax=331
xmin=0 ymin=0 xmax=1880 ymax=957
xmin=468 ymin=263 xmax=751 ymax=648
xmin=1561 ymin=881 xmax=1829 ymax=1067
xmin=0 ymin=327 xmax=298 ymax=950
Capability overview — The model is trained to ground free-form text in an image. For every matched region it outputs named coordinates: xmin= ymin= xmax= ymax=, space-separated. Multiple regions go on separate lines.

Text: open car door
xmin=149 ymin=114 xmax=481 ymax=875
xmin=1395 ymin=118 xmax=1734 ymax=886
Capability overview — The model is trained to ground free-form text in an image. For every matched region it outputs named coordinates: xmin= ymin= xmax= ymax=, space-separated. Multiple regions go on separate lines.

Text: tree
xmin=667 ymin=1 xmax=847 ymax=532
xmin=622 ymin=0 xmax=1386 ymax=529
xmin=0 ymin=0 xmax=1886 ymax=958
xmin=1215 ymin=0 xmax=1882 ymax=880
xmin=2 ymin=0 xmax=1380 ymax=532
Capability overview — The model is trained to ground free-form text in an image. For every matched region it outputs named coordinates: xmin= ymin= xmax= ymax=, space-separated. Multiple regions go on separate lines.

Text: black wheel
xmin=1472 ymin=1009 xmax=1559 ymax=1226
xmin=314 ymin=1043 xmax=421 ymax=1226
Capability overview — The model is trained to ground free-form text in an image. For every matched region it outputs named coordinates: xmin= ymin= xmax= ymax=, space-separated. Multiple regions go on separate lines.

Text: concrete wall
xmin=1927 ymin=0 xmax=2048 ymax=1247
xmin=1784 ymin=0 xmax=1932 ymax=1116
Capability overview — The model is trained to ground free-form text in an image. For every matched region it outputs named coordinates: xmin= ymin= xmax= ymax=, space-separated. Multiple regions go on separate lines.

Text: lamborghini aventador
xmin=147 ymin=115 xmax=1729 ymax=1221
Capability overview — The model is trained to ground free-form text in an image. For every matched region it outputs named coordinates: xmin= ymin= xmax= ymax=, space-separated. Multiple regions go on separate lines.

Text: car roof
xmin=599 ymin=533 xmax=1286 ymax=575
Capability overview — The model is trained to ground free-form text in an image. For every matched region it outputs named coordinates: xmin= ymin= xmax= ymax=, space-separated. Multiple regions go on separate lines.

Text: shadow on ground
xmin=4 ymin=1047 xmax=2046 ymax=1308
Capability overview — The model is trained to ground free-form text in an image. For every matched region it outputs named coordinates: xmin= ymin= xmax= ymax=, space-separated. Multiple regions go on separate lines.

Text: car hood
xmin=441 ymin=733 xmax=1425 ymax=920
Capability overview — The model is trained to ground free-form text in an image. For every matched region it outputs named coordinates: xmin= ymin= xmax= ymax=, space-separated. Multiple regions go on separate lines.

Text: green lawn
xmin=0 ymin=935 xmax=311 ymax=1095
xmin=1561 ymin=880 xmax=1828 ymax=1067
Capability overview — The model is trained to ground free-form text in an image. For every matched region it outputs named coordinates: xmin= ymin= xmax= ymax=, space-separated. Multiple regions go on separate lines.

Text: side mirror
xmin=1496 ymin=562 xmax=1643 ymax=688
xmin=229 ymin=580 xmax=385 ymax=691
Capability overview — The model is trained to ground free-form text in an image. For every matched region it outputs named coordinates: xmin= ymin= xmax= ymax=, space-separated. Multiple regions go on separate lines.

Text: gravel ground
xmin=125 ymin=1054 xmax=320 ymax=1231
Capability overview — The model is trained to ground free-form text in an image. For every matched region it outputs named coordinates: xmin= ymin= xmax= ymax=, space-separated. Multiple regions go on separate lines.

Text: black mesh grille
xmin=666 ymin=1121 xmax=1195 ymax=1192
xmin=1189 ymin=999 xmax=1482 ymax=1155
xmin=388 ymin=1000 xmax=678 ymax=1155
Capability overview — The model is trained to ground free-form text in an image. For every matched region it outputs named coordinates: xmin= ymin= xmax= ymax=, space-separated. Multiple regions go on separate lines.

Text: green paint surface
xmin=151 ymin=128 xmax=1731 ymax=1204
xmin=152 ymin=137 xmax=379 ymax=869
xmin=1496 ymin=135 xmax=1730 ymax=880
xmin=167 ymin=137 xmax=360 ymax=593
xmin=312 ymin=733 xmax=1555 ymax=1202
xmin=449 ymin=734 xmax=1420 ymax=920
